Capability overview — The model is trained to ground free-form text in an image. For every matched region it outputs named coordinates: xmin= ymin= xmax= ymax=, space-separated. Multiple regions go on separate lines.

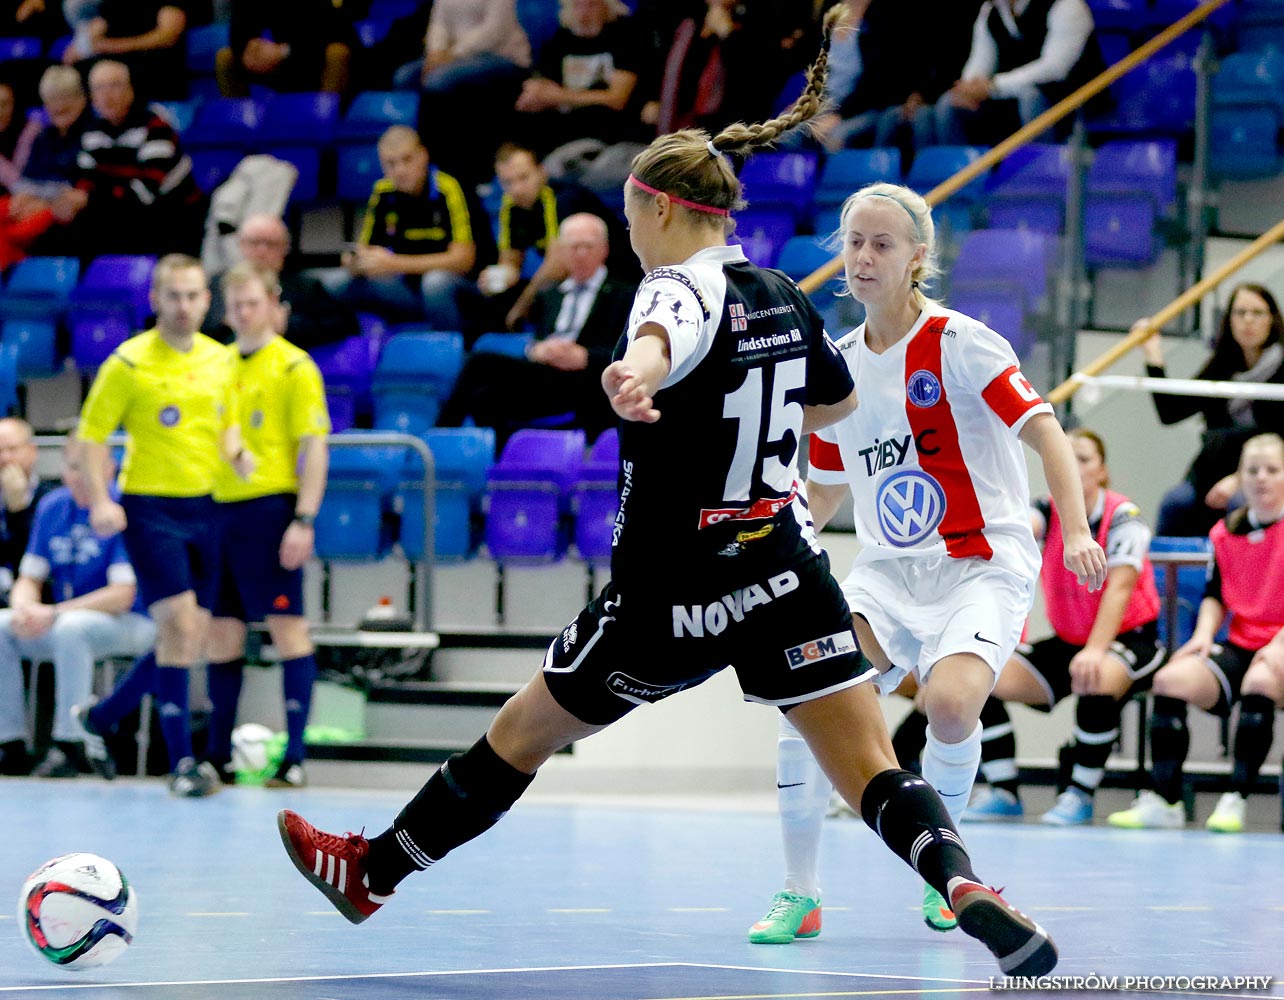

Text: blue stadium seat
xmin=1084 ymin=192 xmax=1159 ymax=268
xmin=314 ymin=439 xmax=402 ymax=561
xmin=326 ymin=388 xmax=356 ymax=433
xmin=471 ymin=332 xmax=533 ymax=358
xmin=0 ymin=256 xmax=79 ymax=319
xmin=336 ymin=91 xmax=419 ymax=142
xmin=261 ymin=92 xmax=340 ymax=147
xmin=371 ymin=332 xmax=465 ymax=435
xmin=185 ymin=23 xmax=229 ymax=74
xmin=368 ymin=0 xmax=422 ymax=19
xmin=906 ymin=145 xmax=990 ymax=203
xmin=190 ymin=149 xmax=242 ymax=195
xmin=1090 ymin=139 xmax=1177 ymax=211
xmin=0 ymin=37 xmax=42 ymax=62
xmin=734 ymin=209 xmax=797 ymax=269
xmin=1089 ymin=52 xmax=1195 ymax=135
xmin=0 ymin=343 xmax=17 ymax=416
xmin=814 ymin=148 xmax=903 ymax=212
xmin=516 ymin=0 xmax=561 ymax=57
xmin=185 ymin=97 xmax=263 ymax=150
xmin=776 ymin=235 xmax=842 ymax=311
xmin=399 ymin=426 xmax=496 ymax=561
xmin=354 ymin=18 xmax=393 ymax=48
xmin=2 ymin=319 xmax=59 ymax=378
xmin=1149 ymin=536 xmax=1218 ymax=647
xmin=485 ymin=429 xmax=585 ymax=563
xmin=737 ymin=151 xmax=820 ymax=218
xmin=265 ymin=146 xmax=320 ymax=203
xmin=1210 ymin=106 xmax=1283 ymax=180
xmin=1085 ymin=0 xmax=1148 ymax=31
xmin=155 ymin=98 xmax=201 ymax=134
xmin=336 ymin=144 xmax=382 ymax=203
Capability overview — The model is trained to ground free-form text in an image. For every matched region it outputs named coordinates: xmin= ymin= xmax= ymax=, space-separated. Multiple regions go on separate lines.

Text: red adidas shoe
xmin=277 ymin=810 xmax=394 ymax=924
xmin=949 ymin=880 xmax=1057 ymax=977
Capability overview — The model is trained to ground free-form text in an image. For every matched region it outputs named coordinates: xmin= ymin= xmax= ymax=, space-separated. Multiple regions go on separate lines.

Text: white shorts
xmin=841 ymin=554 xmax=1036 ymax=696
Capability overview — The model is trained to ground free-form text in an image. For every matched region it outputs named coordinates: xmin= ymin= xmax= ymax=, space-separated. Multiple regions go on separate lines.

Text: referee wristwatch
xmin=293 ymin=512 xmax=316 ymax=528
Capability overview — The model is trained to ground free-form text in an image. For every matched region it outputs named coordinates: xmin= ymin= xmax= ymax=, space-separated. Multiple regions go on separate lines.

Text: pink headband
xmin=627 ymin=174 xmax=730 ymax=217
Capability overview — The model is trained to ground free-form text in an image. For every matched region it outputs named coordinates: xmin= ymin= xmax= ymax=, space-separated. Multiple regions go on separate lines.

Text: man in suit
xmin=0 ymin=418 xmax=61 ymax=607
xmin=437 ymin=213 xmax=634 ymax=444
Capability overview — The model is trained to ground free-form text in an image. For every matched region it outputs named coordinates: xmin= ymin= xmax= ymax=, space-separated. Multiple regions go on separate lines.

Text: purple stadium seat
xmin=734 ymin=209 xmax=797 ymax=269
xmin=67 ymin=256 xmax=156 ymax=353
xmin=311 ymin=333 xmax=379 ymax=412
xmin=0 ymin=37 xmax=42 ymax=62
xmin=737 ymin=152 xmax=820 ymax=218
xmin=185 ymin=98 xmax=264 ymax=150
xmin=947 ymin=287 xmax=1032 ymax=358
xmin=1089 ymin=52 xmax=1194 ymax=135
xmin=190 ymin=149 xmax=242 ymax=195
xmin=485 ymin=429 xmax=585 ymax=562
xmin=573 ymin=429 xmax=619 ymax=564
xmin=71 ymin=314 xmax=134 ymax=371
xmin=1085 ymin=0 xmax=1148 ymax=31
xmin=984 ymin=143 xmax=1071 ymax=233
xmin=1089 ymin=139 xmax=1177 ymax=211
xmin=950 ymin=229 xmax=1057 ymax=315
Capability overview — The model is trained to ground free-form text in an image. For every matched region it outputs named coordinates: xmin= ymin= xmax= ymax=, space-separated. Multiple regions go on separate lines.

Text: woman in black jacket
xmin=1142 ymin=282 xmax=1284 ymax=536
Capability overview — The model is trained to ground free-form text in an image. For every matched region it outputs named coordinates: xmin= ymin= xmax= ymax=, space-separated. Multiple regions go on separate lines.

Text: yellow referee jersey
xmin=214 ymin=335 xmax=330 ymax=503
xmin=77 ymin=329 xmax=239 ymax=497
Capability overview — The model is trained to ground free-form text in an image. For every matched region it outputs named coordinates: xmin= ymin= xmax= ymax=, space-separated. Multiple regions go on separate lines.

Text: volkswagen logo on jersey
xmin=906 ymin=369 xmax=942 ymax=408
xmin=876 ymin=470 xmax=946 ymax=546
xmin=158 ymin=405 xmax=180 ymax=427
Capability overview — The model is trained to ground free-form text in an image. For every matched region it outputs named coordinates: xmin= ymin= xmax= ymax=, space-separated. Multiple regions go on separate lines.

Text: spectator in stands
xmin=958 ymin=428 xmax=1163 ymax=826
xmin=217 ymin=0 xmax=353 ymax=97
xmin=515 ymin=0 xmax=647 ymax=162
xmin=1108 ymin=432 xmax=1284 ymax=833
xmin=399 ymin=0 xmax=531 ymax=186
xmin=0 ymin=192 xmax=54 ymax=268
xmin=654 ymin=0 xmax=820 ymax=137
xmin=438 ymin=213 xmax=633 ymax=442
xmin=64 ymin=0 xmax=189 ymax=101
xmin=0 ymin=417 xmax=60 ymax=606
xmin=0 ymin=0 xmax=69 ymax=43
xmin=0 ymin=435 xmax=155 ymax=779
xmin=476 ymin=142 xmax=633 ymax=332
xmin=68 ymin=60 xmax=206 ymax=257
xmin=19 ymin=65 xmax=90 ymax=198
xmin=205 ymin=214 xmax=358 ymax=350
xmin=1141 ymin=283 xmax=1284 ymax=537
xmin=0 ymin=79 xmax=32 ymax=194
xmin=934 ymin=0 xmax=1108 ymax=146
xmin=317 ymin=126 xmax=476 ymax=335
xmin=808 ymin=0 xmax=978 ymax=159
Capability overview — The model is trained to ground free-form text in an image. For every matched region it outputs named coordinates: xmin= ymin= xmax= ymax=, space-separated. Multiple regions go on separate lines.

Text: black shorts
xmin=1013 ymin=622 xmax=1166 ymax=707
xmin=213 ymin=494 xmax=306 ymax=621
xmin=541 ymin=550 xmax=877 ymax=726
xmin=121 ymin=494 xmax=222 ymax=611
xmin=1204 ymin=642 xmax=1256 ymax=717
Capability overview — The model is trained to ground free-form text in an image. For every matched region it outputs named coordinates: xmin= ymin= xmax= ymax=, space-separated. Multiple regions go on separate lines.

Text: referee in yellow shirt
xmin=205 ymin=262 xmax=330 ymax=788
xmin=77 ymin=254 xmax=253 ymax=798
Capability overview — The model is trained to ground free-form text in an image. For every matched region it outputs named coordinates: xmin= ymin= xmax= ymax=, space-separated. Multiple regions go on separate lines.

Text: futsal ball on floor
xmin=19 ymin=853 xmax=138 ymax=970
xmin=231 ymin=722 xmax=285 ymax=782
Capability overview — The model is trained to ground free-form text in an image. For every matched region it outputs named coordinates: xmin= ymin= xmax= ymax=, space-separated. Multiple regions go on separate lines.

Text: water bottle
xmin=360 ymin=595 xmax=412 ymax=632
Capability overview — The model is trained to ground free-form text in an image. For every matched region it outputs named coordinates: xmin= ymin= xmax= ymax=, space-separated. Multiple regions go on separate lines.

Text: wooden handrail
xmin=1046 ymin=214 xmax=1284 ymax=403
xmin=798 ymin=0 xmax=1233 ymax=294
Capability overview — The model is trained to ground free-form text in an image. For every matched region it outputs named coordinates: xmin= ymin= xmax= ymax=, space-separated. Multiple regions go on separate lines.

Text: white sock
xmin=777 ymin=713 xmax=831 ymax=901
xmin=923 ymin=721 xmax=982 ymax=825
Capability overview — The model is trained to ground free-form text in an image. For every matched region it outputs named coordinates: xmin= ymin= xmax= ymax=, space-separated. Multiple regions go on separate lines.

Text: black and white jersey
xmin=610 ymin=245 xmax=853 ymax=598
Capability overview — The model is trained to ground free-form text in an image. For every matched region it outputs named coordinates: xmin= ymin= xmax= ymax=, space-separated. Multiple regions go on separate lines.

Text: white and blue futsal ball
xmin=231 ymin=722 xmax=276 ymax=774
xmin=19 ymin=853 xmax=138 ymax=970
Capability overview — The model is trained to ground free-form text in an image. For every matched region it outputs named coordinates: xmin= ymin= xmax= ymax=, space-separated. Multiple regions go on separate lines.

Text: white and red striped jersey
xmin=809 ymin=305 xmax=1048 ymax=576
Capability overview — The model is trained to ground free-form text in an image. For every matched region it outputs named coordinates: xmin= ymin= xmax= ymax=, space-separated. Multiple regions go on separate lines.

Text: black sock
xmin=891 ymin=708 xmax=928 ymax=773
xmin=977 ymin=696 xmax=1019 ymax=797
xmin=860 ymin=768 xmax=976 ymax=899
xmin=1067 ymin=695 xmax=1123 ymax=795
xmin=365 ymin=735 xmax=535 ymax=895
xmin=1231 ymin=694 xmax=1276 ymax=797
xmin=1149 ymin=696 xmax=1189 ymax=805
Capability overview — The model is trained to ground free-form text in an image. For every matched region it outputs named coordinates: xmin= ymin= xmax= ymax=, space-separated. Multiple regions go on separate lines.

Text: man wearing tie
xmin=437 ymin=213 xmax=635 ymax=443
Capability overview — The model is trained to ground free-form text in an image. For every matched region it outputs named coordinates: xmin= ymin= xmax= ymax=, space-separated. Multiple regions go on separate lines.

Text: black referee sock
xmin=365 ymin=735 xmax=535 ymax=895
xmin=891 ymin=708 xmax=928 ymax=772
xmin=1149 ymin=696 xmax=1190 ymax=805
xmin=1231 ymin=694 xmax=1277 ymax=798
xmin=860 ymin=768 xmax=975 ymax=900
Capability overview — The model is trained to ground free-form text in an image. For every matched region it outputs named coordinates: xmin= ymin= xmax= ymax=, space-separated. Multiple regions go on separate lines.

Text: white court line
xmin=0 ymin=962 xmax=688 ymax=992
xmin=186 ymin=912 xmax=250 ymax=918
xmin=676 ymin=964 xmax=991 ymax=986
xmin=667 ymin=907 xmax=730 ymax=913
xmin=546 ymin=907 xmax=612 ymax=913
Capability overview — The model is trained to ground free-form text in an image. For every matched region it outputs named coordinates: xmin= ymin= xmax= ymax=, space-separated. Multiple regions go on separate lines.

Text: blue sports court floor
xmin=1 ymin=780 xmax=1281 ymax=998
